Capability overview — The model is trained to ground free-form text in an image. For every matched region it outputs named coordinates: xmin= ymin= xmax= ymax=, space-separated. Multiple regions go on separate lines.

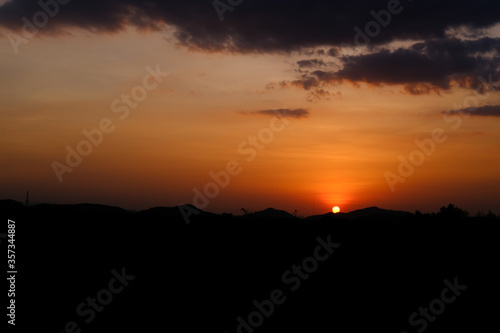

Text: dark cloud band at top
xmin=2 ymin=0 xmax=500 ymax=99
xmin=1 ymin=0 xmax=500 ymax=53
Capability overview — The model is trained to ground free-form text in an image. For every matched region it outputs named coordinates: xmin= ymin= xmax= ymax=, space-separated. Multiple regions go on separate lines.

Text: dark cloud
xmin=241 ymin=108 xmax=309 ymax=118
xmin=1 ymin=0 xmax=500 ymax=53
xmin=443 ymin=105 xmax=500 ymax=117
xmin=291 ymin=76 xmax=320 ymax=90
xmin=306 ymin=88 xmax=341 ymax=102
xmin=327 ymin=47 xmax=340 ymax=57
xmin=297 ymin=59 xmax=326 ymax=68
xmin=2 ymin=1 xmax=499 ymax=97
xmin=290 ymin=38 xmax=500 ymax=94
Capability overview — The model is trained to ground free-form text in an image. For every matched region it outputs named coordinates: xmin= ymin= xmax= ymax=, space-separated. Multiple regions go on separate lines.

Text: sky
xmin=0 ymin=0 xmax=499 ymax=216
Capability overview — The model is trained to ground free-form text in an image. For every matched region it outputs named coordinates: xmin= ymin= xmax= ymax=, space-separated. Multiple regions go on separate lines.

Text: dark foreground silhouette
xmin=1 ymin=200 xmax=498 ymax=332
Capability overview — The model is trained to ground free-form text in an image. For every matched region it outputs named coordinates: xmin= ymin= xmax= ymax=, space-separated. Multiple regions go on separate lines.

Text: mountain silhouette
xmin=0 ymin=199 xmax=25 ymax=210
xmin=242 ymin=207 xmax=296 ymax=220
xmin=0 ymin=200 xmax=414 ymax=222
xmin=0 ymin=199 xmax=498 ymax=332
xmin=304 ymin=206 xmax=410 ymax=222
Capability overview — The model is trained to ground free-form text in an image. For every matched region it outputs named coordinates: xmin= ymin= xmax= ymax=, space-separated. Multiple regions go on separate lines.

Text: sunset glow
xmin=0 ymin=1 xmax=499 ymax=216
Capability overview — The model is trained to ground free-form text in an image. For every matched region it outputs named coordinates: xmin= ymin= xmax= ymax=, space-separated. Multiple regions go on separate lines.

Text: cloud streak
xmin=241 ymin=108 xmax=310 ymax=119
xmin=443 ymin=105 xmax=500 ymax=117
xmin=297 ymin=59 xmax=326 ymax=68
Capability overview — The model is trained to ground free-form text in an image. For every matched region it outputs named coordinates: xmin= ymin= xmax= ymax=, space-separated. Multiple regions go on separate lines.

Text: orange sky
xmin=1 ymin=23 xmax=500 ymax=216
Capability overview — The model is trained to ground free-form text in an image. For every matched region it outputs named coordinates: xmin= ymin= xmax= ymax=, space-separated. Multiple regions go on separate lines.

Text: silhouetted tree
xmin=438 ymin=204 xmax=469 ymax=219
xmin=474 ymin=210 xmax=498 ymax=220
xmin=486 ymin=210 xmax=497 ymax=220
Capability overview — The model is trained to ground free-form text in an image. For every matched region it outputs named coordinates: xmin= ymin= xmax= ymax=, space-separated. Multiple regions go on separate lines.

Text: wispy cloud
xmin=241 ymin=108 xmax=310 ymax=119
xmin=443 ymin=105 xmax=500 ymax=117
xmin=297 ymin=59 xmax=326 ymax=68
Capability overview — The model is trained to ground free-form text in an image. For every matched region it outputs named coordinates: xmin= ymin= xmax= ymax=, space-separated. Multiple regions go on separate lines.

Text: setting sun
xmin=332 ymin=206 xmax=340 ymax=213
